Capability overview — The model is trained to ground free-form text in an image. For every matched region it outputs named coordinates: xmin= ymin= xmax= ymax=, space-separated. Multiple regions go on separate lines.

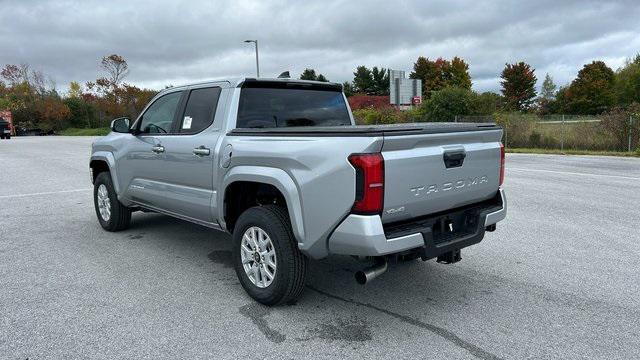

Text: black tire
xmin=0 ymin=134 xmax=4 ymax=139
xmin=233 ymin=205 xmax=308 ymax=306
xmin=93 ymin=171 xmax=131 ymax=231
xmin=5 ymin=135 xmax=10 ymax=139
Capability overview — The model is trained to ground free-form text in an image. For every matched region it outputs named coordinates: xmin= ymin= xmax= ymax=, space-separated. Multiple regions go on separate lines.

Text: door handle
xmin=193 ymin=146 xmax=211 ymax=156
xmin=443 ymin=150 xmax=466 ymax=168
xmin=151 ymin=145 xmax=165 ymax=153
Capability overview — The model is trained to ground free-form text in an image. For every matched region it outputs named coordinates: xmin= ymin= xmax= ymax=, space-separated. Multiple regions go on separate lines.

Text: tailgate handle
xmin=443 ymin=150 xmax=466 ymax=168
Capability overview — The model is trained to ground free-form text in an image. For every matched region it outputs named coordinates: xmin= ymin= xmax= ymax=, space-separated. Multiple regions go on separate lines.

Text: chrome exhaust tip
xmin=355 ymin=259 xmax=388 ymax=285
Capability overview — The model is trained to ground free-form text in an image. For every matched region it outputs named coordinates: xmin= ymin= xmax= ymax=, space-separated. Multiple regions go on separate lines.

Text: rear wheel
xmin=232 ymin=205 xmax=308 ymax=306
xmin=93 ymin=172 xmax=131 ymax=231
xmin=5 ymin=135 xmax=10 ymax=139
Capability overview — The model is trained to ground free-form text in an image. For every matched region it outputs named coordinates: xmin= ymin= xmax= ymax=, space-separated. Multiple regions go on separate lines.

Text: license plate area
xmin=383 ymin=190 xmax=503 ymax=240
xmin=431 ymin=211 xmax=478 ymax=245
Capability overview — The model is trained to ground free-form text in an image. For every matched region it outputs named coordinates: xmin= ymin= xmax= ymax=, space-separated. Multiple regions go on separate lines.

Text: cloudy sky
xmin=1 ymin=0 xmax=639 ymax=93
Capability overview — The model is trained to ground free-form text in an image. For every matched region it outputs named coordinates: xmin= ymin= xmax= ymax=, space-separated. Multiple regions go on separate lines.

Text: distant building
xmin=389 ymin=70 xmax=422 ymax=109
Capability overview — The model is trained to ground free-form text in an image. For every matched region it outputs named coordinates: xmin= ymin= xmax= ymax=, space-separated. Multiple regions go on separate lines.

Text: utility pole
xmin=244 ymin=40 xmax=260 ymax=77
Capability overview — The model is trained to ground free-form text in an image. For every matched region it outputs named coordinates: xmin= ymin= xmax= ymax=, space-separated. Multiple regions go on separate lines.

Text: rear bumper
xmin=327 ymin=188 xmax=506 ymax=257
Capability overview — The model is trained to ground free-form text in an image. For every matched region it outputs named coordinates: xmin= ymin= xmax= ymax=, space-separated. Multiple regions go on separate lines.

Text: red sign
xmin=411 ymin=96 xmax=422 ymax=105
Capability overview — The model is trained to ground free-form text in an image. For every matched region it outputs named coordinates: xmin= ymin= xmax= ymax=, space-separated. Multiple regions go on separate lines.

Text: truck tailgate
xmin=381 ymin=126 xmax=503 ymax=224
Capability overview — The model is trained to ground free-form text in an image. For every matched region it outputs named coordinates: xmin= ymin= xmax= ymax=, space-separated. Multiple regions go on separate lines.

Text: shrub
xmin=348 ymin=95 xmax=391 ymax=110
xmin=600 ymin=102 xmax=640 ymax=151
xmin=528 ymin=131 xmax=541 ymax=147
xmin=421 ymin=87 xmax=474 ymax=122
xmin=352 ymin=107 xmax=407 ymax=125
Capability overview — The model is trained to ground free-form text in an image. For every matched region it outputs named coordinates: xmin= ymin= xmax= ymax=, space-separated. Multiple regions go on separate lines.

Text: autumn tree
xmin=410 ymin=57 xmax=439 ymax=96
xmin=500 ymin=62 xmax=537 ymax=111
xmin=563 ymin=61 xmax=615 ymax=114
xmin=448 ymin=57 xmax=472 ymax=89
xmin=1 ymin=64 xmax=31 ymax=87
xmin=68 ymin=81 xmax=82 ymax=98
xmin=100 ymin=54 xmax=129 ymax=87
xmin=36 ymin=96 xmax=71 ymax=131
xmin=1 ymin=64 xmax=23 ymax=86
xmin=410 ymin=56 xmax=471 ymax=97
xmin=115 ymin=84 xmax=158 ymax=119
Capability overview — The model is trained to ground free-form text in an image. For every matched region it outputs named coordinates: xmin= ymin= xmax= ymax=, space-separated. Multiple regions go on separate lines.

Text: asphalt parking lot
xmin=1 ymin=136 xmax=639 ymax=359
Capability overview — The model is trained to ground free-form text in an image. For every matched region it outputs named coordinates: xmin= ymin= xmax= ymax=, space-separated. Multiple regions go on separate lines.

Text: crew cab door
xmin=118 ymin=90 xmax=184 ymax=210
xmin=152 ymin=86 xmax=222 ymax=224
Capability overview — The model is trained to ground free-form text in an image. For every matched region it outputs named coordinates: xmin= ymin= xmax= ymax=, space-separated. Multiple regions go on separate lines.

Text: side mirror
xmin=110 ymin=117 xmax=131 ymax=133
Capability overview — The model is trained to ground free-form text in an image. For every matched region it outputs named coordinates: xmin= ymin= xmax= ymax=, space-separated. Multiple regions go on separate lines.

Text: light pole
xmin=244 ymin=39 xmax=259 ymax=77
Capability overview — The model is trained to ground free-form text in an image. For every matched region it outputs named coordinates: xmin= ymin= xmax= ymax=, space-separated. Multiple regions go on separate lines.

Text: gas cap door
xmin=221 ymin=144 xmax=233 ymax=168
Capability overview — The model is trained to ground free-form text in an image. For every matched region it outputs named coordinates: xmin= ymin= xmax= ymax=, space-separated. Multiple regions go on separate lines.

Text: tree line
xmin=2 ymin=52 xmax=639 ymax=132
xmin=301 ymin=54 xmax=640 ymax=118
xmin=0 ymin=54 xmax=157 ymax=131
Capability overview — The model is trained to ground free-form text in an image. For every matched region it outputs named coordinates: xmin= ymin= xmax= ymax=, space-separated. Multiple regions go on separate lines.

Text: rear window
xmin=236 ymin=87 xmax=351 ymax=128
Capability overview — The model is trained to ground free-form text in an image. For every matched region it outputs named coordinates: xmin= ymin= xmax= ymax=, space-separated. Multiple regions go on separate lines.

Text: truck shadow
xmin=120 ymin=212 xmax=506 ymax=357
xmin=127 ymin=211 xmax=488 ymax=311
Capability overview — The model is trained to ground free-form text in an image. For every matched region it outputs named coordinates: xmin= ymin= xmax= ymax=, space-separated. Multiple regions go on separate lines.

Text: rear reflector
xmin=499 ymin=143 xmax=505 ymax=186
xmin=348 ymin=153 xmax=384 ymax=215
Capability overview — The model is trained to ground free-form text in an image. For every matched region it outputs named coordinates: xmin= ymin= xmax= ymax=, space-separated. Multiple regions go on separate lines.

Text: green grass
xmin=59 ymin=127 xmax=111 ymax=136
xmin=507 ymin=147 xmax=640 ymax=157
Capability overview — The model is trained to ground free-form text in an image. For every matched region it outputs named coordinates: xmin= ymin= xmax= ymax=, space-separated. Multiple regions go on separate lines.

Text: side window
xmin=178 ymin=87 xmax=221 ymax=134
xmin=138 ymin=92 xmax=182 ymax=134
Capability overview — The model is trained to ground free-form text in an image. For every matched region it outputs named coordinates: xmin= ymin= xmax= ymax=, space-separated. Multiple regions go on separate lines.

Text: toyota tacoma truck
xmin=90 ymin=78 xmax=506 ymax=305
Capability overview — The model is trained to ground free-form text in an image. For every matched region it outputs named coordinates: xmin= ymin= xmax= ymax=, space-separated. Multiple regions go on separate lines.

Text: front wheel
xmin=233 ymin=205 xmax=308 ymax=306
xmin=93 ymin=172 xmax=131 ymax=231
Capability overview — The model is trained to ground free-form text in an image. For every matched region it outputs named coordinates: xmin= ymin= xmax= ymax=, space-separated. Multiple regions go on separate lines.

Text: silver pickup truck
xmin=90 ymin=78 xmax=506 ymax=305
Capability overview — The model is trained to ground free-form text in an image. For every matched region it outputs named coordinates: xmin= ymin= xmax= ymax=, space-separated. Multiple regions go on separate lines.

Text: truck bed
xmin=229 ymin=122 xmax=503 ymax=225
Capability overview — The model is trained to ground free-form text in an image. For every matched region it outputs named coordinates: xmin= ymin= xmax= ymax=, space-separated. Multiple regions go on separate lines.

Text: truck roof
xmin=159 ymin=77 xmax=342 ymax=94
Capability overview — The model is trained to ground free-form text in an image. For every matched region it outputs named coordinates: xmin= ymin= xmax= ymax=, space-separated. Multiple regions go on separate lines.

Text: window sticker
xmin=182 ymin=116 xmax=192 ymax=129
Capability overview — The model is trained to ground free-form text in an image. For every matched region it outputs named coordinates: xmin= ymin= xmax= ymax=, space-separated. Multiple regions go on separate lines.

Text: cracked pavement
xmin=1 ymin=136 xmax=639 ymax=359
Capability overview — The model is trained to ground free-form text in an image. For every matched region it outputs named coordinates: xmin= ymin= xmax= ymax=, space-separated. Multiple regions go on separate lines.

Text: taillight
xmin=348 ymin=153 xmax=384 ymax=215
xmin=499 ymin=143 xmax=505 ymax=186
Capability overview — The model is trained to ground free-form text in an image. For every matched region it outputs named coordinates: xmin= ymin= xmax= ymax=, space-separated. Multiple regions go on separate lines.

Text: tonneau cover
xmin=229 ymin=122 xmax=500 ymax=137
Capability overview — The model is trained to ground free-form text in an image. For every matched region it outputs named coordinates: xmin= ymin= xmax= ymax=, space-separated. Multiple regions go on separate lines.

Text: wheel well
xmin=90 ymin=160 xmax=110 ymax=183
xmin=224 ymin=181 xmax=287 ymax=233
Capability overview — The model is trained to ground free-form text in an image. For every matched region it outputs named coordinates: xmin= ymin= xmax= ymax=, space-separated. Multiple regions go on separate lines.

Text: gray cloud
xmin=1 ymin=0 xmax=639 ymax=93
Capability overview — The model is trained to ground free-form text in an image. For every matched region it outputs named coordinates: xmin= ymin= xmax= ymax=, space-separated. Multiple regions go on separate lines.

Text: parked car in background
xmin=0 ymin=117 xmax=12 ymax=139
xmin=89 ymin=78 xmax=507 ymax=305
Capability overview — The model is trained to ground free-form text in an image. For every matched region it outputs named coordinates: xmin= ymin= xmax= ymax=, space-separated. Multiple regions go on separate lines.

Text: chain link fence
xmin=455 ymin=114 xmax=639 ymax=152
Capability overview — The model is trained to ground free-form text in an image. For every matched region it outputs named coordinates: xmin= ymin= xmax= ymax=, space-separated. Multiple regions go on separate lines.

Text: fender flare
xmin=220 ymin=166 xmax=305 ymax=244
xmin=90 ymin=152 xmax=120 ymax=194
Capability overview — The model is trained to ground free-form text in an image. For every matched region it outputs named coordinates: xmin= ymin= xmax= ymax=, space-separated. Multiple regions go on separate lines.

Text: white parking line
xmin=0 ymin=188 xmax=92 ymax=199
xmin=509 ymin=167 xmax=640 ymax=180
